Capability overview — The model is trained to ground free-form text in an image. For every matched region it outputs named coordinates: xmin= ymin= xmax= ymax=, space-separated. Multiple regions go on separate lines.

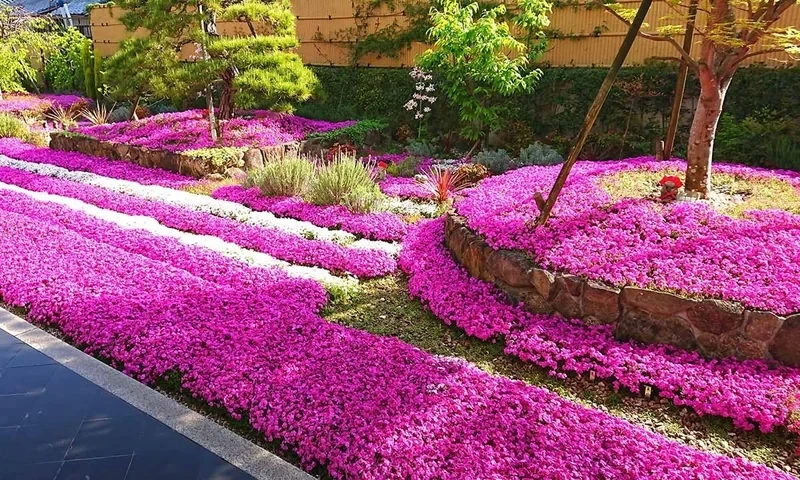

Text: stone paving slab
xmin=0 ymin=309 xmax=313 ymax=480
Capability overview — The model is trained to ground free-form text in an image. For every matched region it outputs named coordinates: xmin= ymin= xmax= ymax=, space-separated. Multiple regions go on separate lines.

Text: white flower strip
xmin=384 ymin=197 xmax=439 ymax=218
xmin=0 ymin=155 xmax=401 ymax=256
xmin=0 ymin=181 xmax=357 ymax=292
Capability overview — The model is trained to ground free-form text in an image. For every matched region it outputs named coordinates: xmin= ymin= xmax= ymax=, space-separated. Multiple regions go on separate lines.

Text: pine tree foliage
xmin=109 ymin=0 xmax=317 ymax=118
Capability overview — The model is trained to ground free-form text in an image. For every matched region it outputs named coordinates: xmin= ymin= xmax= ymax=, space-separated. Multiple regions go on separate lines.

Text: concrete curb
xmin=0 ymin=308 xmax=313 ymax=480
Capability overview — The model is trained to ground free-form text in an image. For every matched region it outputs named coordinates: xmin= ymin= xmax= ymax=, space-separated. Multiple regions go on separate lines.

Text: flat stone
xmin=449 ymin=227 xmax=472 ymax=264
xmin=696 ymin=332 xmax=719 ymax=355
xmin=735 ymin=336 xmax=767 ymax=360
xmin=743 ymin=311 xmax=783 ymax=342
xmin=225 ymin=167 xmax=246 ymax=180
xmin=615 ymin=310 xmax=698 ymax=351
xmin=687 ymin=299 xmax=744 ymax=335
xmin=529 ymin=268 xmax=555 ymax=300
xmin=716 ymin=333 xmax=740 ymax=358
xmin=260 ymin=144 xmax=287 ymax=163
xmin=486 ymin=251 xmax=531 ymax=288
xmin=243 ymin=149 xmax=264 ymax=170
xmin=114 ymin=144 xmax=130 ymax=159
xmin=552 ymin=275 xmax=583 ymax=319
xmin=620 ymin=287 xmax=697 ymax=317
xmin=769 ymin=314 xmax=800 ymax=367
xmin=443 ymin=214 xmax=458 ymax=236
xmin=515 ymin=289 xmax=554 ymax=314
xmin=461 ymin=240 xmax=488 ymax=280
xmin=582 ymin=281 xmax=621 ymax=324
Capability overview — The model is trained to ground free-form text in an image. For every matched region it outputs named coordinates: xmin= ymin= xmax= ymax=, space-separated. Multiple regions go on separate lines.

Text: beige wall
xmin=89 ymin=0 xmax=799 ymax=67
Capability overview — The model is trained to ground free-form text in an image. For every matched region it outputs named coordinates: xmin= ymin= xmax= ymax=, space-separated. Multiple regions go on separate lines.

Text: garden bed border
xmin=444 ymin=213 xmax=800 ymax=367
xmin=49 ymin=132 xmax=295 ymax=179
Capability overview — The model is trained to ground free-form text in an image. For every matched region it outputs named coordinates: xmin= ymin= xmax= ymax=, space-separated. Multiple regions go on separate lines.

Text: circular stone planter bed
xmin=450 ymin=158 xmax=800 ymax=366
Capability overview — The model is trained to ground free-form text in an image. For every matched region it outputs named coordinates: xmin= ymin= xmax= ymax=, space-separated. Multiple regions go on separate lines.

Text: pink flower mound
xmin=212 ymin=185 xmax=407 ymax=242
xmin=455 ymin=158 xmax=800 ymax=314
xmin=0 ymin=199 xmax=791 ymax=479
xmin=400 ymin=219 xmax=800 ymax=435
xmin=0 ymin=138 xmax=197 ymax=188
xmin=379 ymin=176 xmax=432 ymax=200
xmin=0 ymin=94 xmax=88 ymax=114
xmin=0 ymin=167 xmax=395 ymax=277
xmin=77 ymin=109 xmax=355 ymax=153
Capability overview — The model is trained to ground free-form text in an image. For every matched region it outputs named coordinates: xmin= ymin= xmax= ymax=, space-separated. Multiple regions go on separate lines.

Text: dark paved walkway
xmin=0 ymin=329 xmax=257 ymax=480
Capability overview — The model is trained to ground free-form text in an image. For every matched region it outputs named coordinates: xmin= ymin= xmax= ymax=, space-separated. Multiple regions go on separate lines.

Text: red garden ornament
xmin=658 ymin=175 xmax=683 ymax=202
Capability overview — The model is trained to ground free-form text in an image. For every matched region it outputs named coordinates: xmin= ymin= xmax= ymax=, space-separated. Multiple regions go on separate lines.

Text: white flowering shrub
xmin=403 ymin=68 xmax=437 ymax=139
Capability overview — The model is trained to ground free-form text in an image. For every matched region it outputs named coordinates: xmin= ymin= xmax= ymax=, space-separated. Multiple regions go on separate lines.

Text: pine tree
xmin=110 ymin=0 xmax=317 ymax=125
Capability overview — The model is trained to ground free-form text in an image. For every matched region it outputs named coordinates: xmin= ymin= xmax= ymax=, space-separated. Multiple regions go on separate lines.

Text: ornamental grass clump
xmin=307 ymin=154 xmax=385 ymax=213
xmin=246 ymin=154 xmax=315 ymax=197
xmin=0 ymin=113 xmax=46 ymax=146
xmin=0 ymin=113 xmax=30 ymax=140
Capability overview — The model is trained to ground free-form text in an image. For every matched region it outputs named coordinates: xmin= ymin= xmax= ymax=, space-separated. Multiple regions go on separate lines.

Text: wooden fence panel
xmin=89 ymin=1 xmax=799 ymax=67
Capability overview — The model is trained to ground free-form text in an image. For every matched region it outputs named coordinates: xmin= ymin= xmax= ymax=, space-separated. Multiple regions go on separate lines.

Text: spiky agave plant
xmin=421 ymin=165 xmax=471 ymax=203
xmin=44 ymin=105 xmax=80 ymax=129
xmin=80 ymin=103 xmax=115 ymax=125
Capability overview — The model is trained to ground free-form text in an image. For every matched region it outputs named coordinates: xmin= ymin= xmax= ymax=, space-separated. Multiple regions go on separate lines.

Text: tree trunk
xmin=684 ymin=74 xmax=729 ymax=198
xmin=218 ymin=67 xmax=236 ymax=121
xmin=204 ymin=85 xmax=218 ymax=143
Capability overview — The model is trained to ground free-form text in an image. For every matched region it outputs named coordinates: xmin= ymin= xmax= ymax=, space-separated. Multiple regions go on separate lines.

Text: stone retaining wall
xmin=49 ymin=133 xmax=294 ymax=179
xmin=444 ymin=213 xmax=800 ymax=367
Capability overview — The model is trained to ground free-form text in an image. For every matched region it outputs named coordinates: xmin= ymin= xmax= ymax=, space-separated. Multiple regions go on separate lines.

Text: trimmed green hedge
xmin=298 ymin=64 xmax=800 ymax=161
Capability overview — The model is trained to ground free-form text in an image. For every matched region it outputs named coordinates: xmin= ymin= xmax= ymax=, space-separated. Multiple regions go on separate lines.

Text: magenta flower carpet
xmin=0 ymin=187 xmax=790 ymax=479
xmin=76 ymin=109 xmax=355 ymax=152
xmin=0 ymin=136 xmax=796 ymax=477
xmin=0 ymin=94 xmax=89 ymax=115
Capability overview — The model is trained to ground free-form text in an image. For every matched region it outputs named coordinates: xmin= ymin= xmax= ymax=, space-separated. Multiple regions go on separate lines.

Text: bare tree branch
xmin=598 ymin=1 xmax=701 ymax=72
xmin=733 ymin=47 xmax=792 ymax=64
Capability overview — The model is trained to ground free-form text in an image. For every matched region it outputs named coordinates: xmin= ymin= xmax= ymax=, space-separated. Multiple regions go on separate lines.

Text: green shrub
xmin=246 ymin=155 xmax=316 ymax=197
xmin=301 ymin=65 xmax=798 ymax=162
xmin=386 ymin=156 xmax=422 ymax=177
xmin=0 ymin=113 xmax=47 ymax=145
xmin=517 ymin=142 xmax=564 ymax=167
xmin=307 ymin=119 xmax=387 ymax=146
xmin=767 ymin=137 xmax=800 ymax=172
xmin=44 ymin=28 xmax=89 ymax=93
xmin=342 ymin=184 xmax=385 ymax=214
xmin=715 ymin=110 xmax=798 ymax=166
xmin=405 ymin=140 xmax=436 ymax=157
xmin=474 ymin=149 xmax=513 ymax=175
xmin=81 ymin=40 xmax=96 ymax=99
xmin=93 ymin=52 xmax=104 ymax=98
xmin=183 ymin=147 xmax=246 ymax=170
xmin=307 ymin=155 xmax=383 ymax=212
xmin=0 ymin=114 xmax=30 ymax=139
xmin=108 ymin=106 xmax=132 ymax=123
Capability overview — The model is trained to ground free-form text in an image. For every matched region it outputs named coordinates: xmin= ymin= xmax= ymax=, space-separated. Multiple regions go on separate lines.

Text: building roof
xmin=6 ymin=0 xmax=107 ymax=15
